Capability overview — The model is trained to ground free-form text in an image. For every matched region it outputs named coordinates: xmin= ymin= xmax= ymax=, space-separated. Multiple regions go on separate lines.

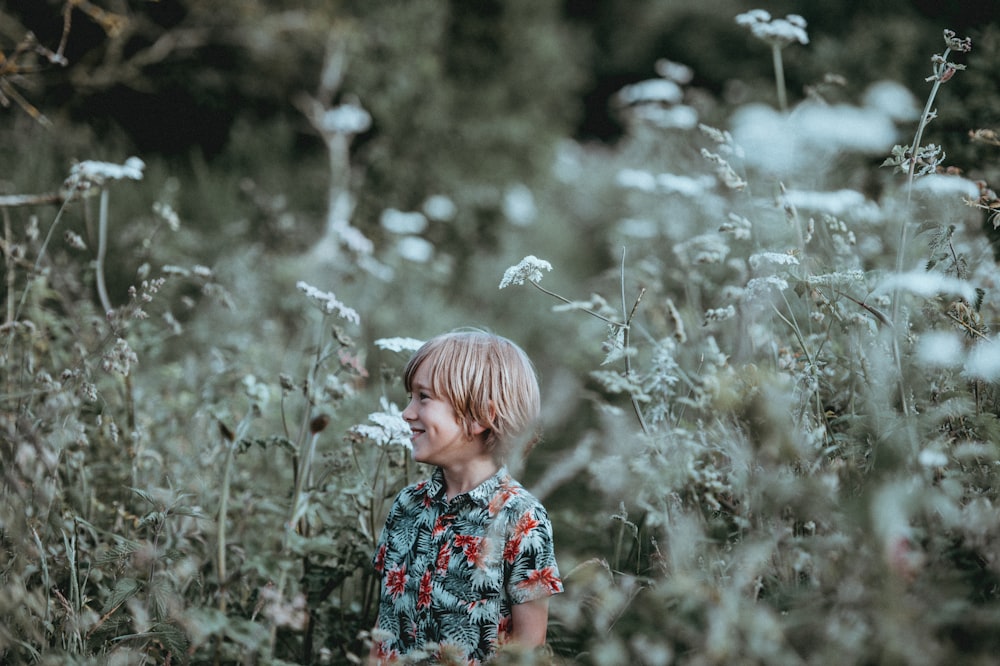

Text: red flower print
xmin=454 ymin=534 xmax=482 ymax=565
xmin=514 ymin=512 xmax=539 ymax=538
xmin=498 ymin=613 xmax=513 ymax=638
xmin=517 ymin=566 xmax=562 ymax=595
xmin=488 ymin=485 xmax=517 ymax=515
xmin=435 ymin=542 xmax=451 ymax=576
xmin=432 ymin=514 xmax=455 ymax=538
xmin=418 ymin=570 xmax=433 ymax=609
xmin=374 ymin=641 xmax=398 ymax=664
xmin=503 ymin=536 xmax=522 ymax=564
xmin=386 ymin=564 xmax=408 ymax=599
xmin=374 ymin=543 xmax=387 ymax=572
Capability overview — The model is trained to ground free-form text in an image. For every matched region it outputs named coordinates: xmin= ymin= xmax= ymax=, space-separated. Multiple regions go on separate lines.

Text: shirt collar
xmin=428 ymin=466 xmax=509 ymax=507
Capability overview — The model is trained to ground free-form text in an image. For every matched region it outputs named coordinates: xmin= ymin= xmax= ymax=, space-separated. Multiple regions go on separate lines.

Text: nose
xmin=402 ymin=397 xmax=417 ymax=422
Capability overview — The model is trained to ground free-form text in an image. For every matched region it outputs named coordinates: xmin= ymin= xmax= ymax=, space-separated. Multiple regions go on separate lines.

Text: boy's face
xmin=402 ymin=362 xmax=487 ymax=469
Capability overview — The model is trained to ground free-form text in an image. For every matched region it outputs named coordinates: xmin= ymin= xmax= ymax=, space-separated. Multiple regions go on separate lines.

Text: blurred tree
xmin=1 ymin=0 xmax=587 ymax=204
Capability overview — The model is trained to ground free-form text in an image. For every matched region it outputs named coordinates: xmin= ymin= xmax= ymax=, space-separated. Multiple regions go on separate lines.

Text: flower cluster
xmin=375 ymin=337 xmax=425 ymax=353
xmin=63 ymin=156 xmax=145 ymax=193
xmin=296 ymin=280 xmax=361 ymax=324
xmin=351 ymin=398 xmax=411 ymax=449
xmin=736 ymin=10 xmax=808 ymax=48
xmin=499 ymin=256 xmax=553 ymax=289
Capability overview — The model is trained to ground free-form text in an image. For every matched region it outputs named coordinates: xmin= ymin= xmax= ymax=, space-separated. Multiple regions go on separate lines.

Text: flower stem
xmin=772 ymin=43 xmax=788 ymax=112
xmin=528 ymin=280 xmax=624 ymax=328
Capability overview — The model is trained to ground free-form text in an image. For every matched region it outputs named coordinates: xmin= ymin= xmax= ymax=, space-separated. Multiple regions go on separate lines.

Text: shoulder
xmin=488 ymin=473 xmax=549 ymax=518
xmin=389 ymin=475 xmax=439 ymax=512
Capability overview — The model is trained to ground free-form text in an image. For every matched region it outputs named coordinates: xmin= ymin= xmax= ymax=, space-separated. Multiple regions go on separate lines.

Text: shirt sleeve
xmin=372 ymin=496 xmax=401 ymax=572
xmin=505 ymin=504 xmax=564 ymax=604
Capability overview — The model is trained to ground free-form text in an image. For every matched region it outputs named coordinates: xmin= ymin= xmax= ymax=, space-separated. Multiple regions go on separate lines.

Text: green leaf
xmin=128 ymin=486 xmax=159 ymax=507
xmin=105 ymin=577 xmax=142 ymax=612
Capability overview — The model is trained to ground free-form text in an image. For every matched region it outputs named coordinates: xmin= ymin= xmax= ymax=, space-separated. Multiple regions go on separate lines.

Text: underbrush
xmin=3 ymin=9 xmax=1000 ymax=666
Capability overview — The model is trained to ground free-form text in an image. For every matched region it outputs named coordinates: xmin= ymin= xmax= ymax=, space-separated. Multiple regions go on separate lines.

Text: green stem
xmin=772 ymin=43 xmax=788 ymax=112
xmin=619 ymin=250 xmax=648 ymax=435
xmin=904 ymin=48 xmax=951 ymax=199
xmin=5 ymin=195 xmax=74 ymax=352
xmin=96 ymin=187 xmax=112 ymax=314
xmin=529 ymin=280 xmax=624 ymax=328
xmin=217 ymin=438 xmax=234 ymax=614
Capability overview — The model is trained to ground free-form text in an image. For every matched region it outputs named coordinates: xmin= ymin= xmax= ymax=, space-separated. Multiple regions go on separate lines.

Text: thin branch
xmin=620 ymin=248 xmax=649 ymax=436
xmin=528 ymin=280 xmax=624 ymax=328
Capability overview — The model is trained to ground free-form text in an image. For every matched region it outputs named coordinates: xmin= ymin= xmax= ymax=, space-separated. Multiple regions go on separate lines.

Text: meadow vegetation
xmin=2 ymin=2 xmax=1000 ymax=664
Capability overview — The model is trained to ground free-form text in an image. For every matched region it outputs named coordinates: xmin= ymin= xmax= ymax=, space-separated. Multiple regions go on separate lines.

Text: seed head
xmin=310 ymin=414 xmax=330 ymax=434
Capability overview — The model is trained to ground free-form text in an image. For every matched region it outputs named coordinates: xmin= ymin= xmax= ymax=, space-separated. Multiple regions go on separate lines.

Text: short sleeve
xmin=505 ymin=505 xmax=563 ymax=604
xmin=372 ymin=496 xmax=401 ymax=572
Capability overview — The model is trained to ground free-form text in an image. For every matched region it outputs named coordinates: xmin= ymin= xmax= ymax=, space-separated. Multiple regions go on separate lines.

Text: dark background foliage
xmin=3 ymin=1 xmax=1000 ymax=663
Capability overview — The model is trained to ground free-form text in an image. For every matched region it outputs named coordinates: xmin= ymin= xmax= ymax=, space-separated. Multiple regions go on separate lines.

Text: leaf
xmin=105 ymin=577 xmax=142 ymax=613
xmin=96 ymin=538 xmax=142 ymax=565
xmin=128 ymin=486 xmax=159 ymax=507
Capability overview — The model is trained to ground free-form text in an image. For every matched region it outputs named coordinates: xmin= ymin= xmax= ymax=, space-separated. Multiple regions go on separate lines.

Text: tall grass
xmin=3 ymin=10 xmax=999 ymax=666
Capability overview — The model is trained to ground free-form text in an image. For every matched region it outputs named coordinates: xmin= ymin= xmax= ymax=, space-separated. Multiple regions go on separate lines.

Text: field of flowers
xmin=2 ymin=3 xmax=1000 ymax=665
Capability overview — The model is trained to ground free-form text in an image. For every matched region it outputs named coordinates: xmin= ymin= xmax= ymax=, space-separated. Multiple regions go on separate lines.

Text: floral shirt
xmin=372 ymin=467 xmax=563 ymax=665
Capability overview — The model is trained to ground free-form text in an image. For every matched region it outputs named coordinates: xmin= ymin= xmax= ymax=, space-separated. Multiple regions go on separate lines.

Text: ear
xmin=466 ymin=401 xmax=497 ymax=437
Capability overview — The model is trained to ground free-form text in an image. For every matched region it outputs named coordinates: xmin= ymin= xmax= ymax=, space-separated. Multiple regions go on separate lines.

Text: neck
xmin=441 ymin=458 xmax=500 ymax=500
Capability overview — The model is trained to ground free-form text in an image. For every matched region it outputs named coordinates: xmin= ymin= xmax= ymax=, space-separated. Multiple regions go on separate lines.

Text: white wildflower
xmin=153 ymin=201 xmax=181 ymax=231
xmin=617 ymin=78 xmax=683 ymax=106
xmin=422 ymin=194 xmax=457 ymax=221
xmin=80 ymin=382 xmax=98 ymax=403
xmin=243 ymin=374 xmax=271 ymax=408
xmin=65 ymin=156 xmax=145 ymax=190
xmin=805 ymin=270 xmax=866 ymax=287
xmin=161 ymin=265 xmax=191 ymax=277
xmin=732 ymin=103 xmax=896 ymax=176
xmin=351 ymin=398 xmax=411 ymax=449
xmin=916 ymin=331 xmax=964 ymax=367
xmin=654 ymin=58 xmax=694 ymax=84
xmin=674 ymin=233 xmax=730 ymax=265
xmin=296 ymin=281 xmax=361 ymax=325
xmin=375 ymin=337 xmax=425 ymax=353
xmin=396 ymin=236 xmax=434 ymax=263
xmin=656 ymin=173 xmax=714 ymax=197
xmin=911 ymin=174 xmax=981 ymax=199
xmin=704 ymin=305 xmax=737 ymax=322
xmin=192 ymin=265 xmax=214 ymax=279
xmin=321 ymin=102 xmax=371 ymax=135
xmin=749 ymin=251 xmax=800 ymax=270
xmin=102 ymin=338 xmax=138 ymax=376
xmin=735 ymin=9 xmax=771 ymax=25
xmin=380 ymin=208 xmax=428 ymax=235
xmin=963 ymin=342 xmax=1000 ymax=382
xmin=618 ymin=218 xmax=659 ymax=239
xmin=918 ymin=448 xmax=949 ymax=468
xmin=863 ymin=80 xmax=920 ymax=123
xmin=744 ymin=276 xmax=790 ymax=298
xmin=876 ymin=271 xmax=977 ymax=303
xmin=503 ymin=183 xmax=537 ymax=226
xmin=617 ymin=168 xmax=658 ymax=192
xmin=737 ymin=10 xmax=809 ymax=47
xmin=630 ymin=104 xmax=699 ymax=130
xmin=64 ymin=231 xmax=87 ymax=250
xmin=499 ymin=256 xmax=553 ymax=289
xmin=719 ymin=212 xmax=752 ymax=240
xmin=781 ymin=189 xmax=868 ymax=216
xmin=335 ymin=221 xmax=375 ymax=255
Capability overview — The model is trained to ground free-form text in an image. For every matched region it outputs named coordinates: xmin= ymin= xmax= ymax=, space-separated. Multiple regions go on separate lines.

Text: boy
xmin=370 ymin=330 xmax=563 ymax=664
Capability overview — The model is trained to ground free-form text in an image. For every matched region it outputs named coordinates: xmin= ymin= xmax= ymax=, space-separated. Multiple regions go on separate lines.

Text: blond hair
xmin=403 ymin=330 xmax=541 ymax=461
